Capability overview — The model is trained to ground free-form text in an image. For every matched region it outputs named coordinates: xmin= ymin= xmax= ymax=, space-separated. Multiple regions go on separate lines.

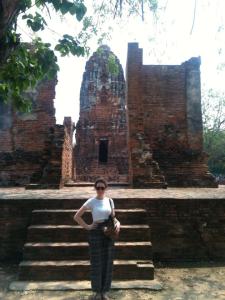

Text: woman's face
xmin=95 ymin=182 xmax=106 ymax=197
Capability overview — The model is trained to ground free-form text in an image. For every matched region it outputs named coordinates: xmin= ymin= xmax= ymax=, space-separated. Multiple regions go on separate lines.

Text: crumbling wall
xmin=0 ymin=77 xmax=56 ymax=186
xmin=126 ymin=42 xmax=217 ymax=187
xmin=1 ymin=197 xmax=225 ymax=262
xmin=0 ymin=76 xmax=74 ymax=188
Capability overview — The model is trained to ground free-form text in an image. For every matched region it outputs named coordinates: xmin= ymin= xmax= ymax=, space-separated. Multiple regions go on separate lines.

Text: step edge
xmin=24 ymin=241 xmax=152 ymax=247
xmin=28 ymin=225 xmax=150 ymax=229
xmin=32 ymin=209 xmax=147 ymax=213
xmin=19 ymin=260 xmax=154 ymax=266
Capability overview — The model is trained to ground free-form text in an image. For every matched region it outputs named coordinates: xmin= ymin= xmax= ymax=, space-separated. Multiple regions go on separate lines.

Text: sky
xmin=18 ymin=0 xmax=225 ymax=125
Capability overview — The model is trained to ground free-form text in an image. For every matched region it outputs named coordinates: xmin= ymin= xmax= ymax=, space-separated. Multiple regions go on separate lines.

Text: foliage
xmin=94 ymin=0 xmax=158 ymax=20
xmin=107 ymin=53 xmax=119 ymax=75
xmin=0 ymin=0 xmax=160 ymax=112
xmin=204 ymin=129 xmax=225 ymax=174
xmin=202 ymin=88 xmax=225 ymax=175
xmin=0 ymin=0 xmax=91 ymax=111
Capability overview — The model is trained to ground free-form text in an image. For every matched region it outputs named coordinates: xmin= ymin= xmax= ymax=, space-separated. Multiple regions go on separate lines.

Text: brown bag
xmin=102 ymin=198 xmax=120 ymax=240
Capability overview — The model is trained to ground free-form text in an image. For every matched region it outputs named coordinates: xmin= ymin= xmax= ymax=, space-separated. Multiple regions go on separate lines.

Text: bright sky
xmin=18 ymin=0 xmax=225 ymax=125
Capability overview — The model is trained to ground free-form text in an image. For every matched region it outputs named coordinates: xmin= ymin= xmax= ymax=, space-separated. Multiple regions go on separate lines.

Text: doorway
xmin=98 ymin=138 xmax=108 ymax=163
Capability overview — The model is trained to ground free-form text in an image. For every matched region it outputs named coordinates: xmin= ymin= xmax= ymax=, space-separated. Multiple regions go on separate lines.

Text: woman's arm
xmin=74 ymin=206 xmax=97 ymax=230
xmin=112 ymin=207 xmax=115 ymax=217
xmin=111 ymin=200 xmax=120 ymax=233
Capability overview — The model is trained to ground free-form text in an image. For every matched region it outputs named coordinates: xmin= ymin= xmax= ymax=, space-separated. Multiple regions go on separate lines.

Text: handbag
xmin=102 ymin=198 xmax=120 ymax=240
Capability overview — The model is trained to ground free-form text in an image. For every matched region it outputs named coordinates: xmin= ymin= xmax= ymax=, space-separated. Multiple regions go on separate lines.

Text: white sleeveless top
xmin=82 ymin=196 xmax=114 ymax=222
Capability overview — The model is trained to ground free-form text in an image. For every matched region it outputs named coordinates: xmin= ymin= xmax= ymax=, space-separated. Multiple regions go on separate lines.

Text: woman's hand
xmin=87 ymin=221 xmax=98 ymax=231
xmin=114 ymin=220 xmax=120 ymax=234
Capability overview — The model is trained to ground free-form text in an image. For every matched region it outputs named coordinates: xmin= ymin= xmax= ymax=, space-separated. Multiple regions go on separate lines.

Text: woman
xmin=74 ymin=178 xmax=120 ymax=300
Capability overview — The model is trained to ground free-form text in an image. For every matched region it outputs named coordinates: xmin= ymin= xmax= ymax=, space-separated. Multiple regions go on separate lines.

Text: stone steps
xmin=18 ymin=259 xmax=154 ymax=281
xmin=64 ymin=181 xmax=130 ymax=187
xmin=12 ymin=198 xmax=150 ymax=209
xmin=27 ymin=224 xmax=151 ymax=242
xmin=23 ymin=241 xmax=152 ymax=260
xmin=17 ymin=199 xmax=154 ymax=282
xmin=31 ymin=209 xmax=148 ymax=225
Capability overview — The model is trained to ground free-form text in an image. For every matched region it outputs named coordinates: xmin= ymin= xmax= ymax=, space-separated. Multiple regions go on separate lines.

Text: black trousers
xmin=88 ymin=219 xmax=115 ymax=293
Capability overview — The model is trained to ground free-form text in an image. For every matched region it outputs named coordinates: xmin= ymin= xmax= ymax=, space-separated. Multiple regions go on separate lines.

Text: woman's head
xmin=94 ymin=178 xmax=108 ymax=197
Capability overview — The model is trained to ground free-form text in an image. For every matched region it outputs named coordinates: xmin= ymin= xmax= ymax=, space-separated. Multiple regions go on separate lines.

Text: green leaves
xmin=22 ymin=13 xmax=47 ymax=32
xmin=71 ymin=2 xmax=87 ymax=21
xmin=0 ymin=0 xmax=90 ymax=111
xmin=107 ymin=53 xmax=119 ymax=76
xmin=204 ymin=129 xmax=225 ymax=174
xmin=0 ymin=37 xmax=59 ymax=112
xmin=18 ymin=0 xmax=32 ymax=11
xmin=149 ymin=0 xmax=158 ymax=12
xmin=202 ymin=87 xmax=225 ymax=175
xmin=1 ymin=0 xmax=160 ymax=112
xmin=47 ymin=0 xmax=87 ymax=21
xmin=55 ymin=34 xmax=85 ymax=57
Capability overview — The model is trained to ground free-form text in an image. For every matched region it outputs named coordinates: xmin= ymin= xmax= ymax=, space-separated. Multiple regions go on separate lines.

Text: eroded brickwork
xmin=126 ymin=43 xmax=217 ymax=187
xmin=0 ymin=42 xmax=218 ymax=188
xmin=0 ymin=77 xmax=56 ymax=186
xmin=0 ymin=77 xmax=74 ymax=187
xmin=74 ymin=45 xmax=129 ymax=182
xmin=62 ymin=117 xmax=75 ymax=183
xmin=1 ymin=196 xmax=225 ymax=262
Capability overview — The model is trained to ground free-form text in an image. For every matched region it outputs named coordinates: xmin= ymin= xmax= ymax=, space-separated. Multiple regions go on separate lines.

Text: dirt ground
xmin=1 ymin=262 xmax=225 ymax=300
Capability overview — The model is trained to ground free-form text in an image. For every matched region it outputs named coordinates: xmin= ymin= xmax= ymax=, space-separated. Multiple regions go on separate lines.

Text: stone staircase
xmin=17 ymin=199 xmax=154 ymax=282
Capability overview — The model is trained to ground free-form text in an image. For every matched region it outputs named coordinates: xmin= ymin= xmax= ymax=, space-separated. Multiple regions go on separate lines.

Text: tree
xmin=0 ymin=0 xmax=95 ymax=111
xmin=202 ymin=87 xmax=225 ymax=175
xmin=0 ymin=0 xmax=159 ymax=112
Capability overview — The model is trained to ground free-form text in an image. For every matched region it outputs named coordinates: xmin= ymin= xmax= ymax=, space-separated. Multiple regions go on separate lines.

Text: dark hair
xmin=94 ymin=177 xmax=108 ymax=189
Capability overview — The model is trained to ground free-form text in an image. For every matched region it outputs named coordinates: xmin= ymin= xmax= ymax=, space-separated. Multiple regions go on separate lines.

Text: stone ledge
xmin=8 ymin=280 xmax=163 ymax=291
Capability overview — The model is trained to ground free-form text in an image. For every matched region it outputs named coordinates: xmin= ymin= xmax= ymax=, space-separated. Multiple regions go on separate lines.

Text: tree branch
xmin=190 ymin=0 xmax=197 ymax=34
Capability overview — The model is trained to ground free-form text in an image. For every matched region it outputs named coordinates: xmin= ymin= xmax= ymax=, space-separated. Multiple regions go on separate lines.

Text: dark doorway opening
xmin=99 ymin=138 xmax=108 ymax=163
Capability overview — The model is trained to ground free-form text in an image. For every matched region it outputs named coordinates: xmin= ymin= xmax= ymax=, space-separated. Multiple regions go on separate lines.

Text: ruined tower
xmin=126 ymin=42 xmax=217 ymax=187
xmin=74 ymin=45 xmax=129 ymax=182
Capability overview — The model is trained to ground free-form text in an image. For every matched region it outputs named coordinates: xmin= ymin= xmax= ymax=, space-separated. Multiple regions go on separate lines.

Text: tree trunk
xmin=0 ymin=0 xmax=21 ymax=64
xmin=0 ymin=0 xmax=20 ymax=39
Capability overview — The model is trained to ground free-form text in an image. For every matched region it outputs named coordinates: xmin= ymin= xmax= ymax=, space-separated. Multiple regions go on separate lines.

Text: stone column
xmin=126 ymin=43 xmax=167 ymax=188
xmin=185 ymin=57 xmax=203 ymax=152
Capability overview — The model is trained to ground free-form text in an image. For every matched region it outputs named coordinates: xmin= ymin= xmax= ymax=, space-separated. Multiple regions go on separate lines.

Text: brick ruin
xmin=0 ymin=43 xmax=217 ymax=188
xmin=0 ymin=76 xmax=74 ymax=188
xmin=126 ymin=43 xmax=217 ymax=187
xmin=74 ymin=45 xmax=129 ymax=182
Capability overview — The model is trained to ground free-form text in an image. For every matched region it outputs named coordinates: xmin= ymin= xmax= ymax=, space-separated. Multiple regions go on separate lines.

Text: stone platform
xmin=9 ymin=279 xmax=162 ymax=291
xmin=0 ymin=185 xmax=224 ymax=200
xmin=1 ymin=185 xmax=225 ymax=288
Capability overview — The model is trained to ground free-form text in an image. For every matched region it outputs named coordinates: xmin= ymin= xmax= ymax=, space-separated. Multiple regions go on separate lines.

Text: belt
xmin=95 ymin=219 xmax=109 ymax=228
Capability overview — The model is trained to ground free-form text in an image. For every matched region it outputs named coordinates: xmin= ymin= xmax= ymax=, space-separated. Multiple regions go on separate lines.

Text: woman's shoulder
xmin=105 ymin=196 xmax=113 ymax=201
xmin=82 ymin=197 xmax=94 ymax=207
xmin=106 ymin=197 xmax=114 ymax=206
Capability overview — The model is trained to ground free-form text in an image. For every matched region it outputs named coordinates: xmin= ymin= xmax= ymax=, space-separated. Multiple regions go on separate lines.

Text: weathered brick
xmin=74 ymin=45 xmax=129 ymax=182
xmin=0 ymin=76 xmax=74 ymax=187
xmin=126 ymin=43 xmax=217 ymax=188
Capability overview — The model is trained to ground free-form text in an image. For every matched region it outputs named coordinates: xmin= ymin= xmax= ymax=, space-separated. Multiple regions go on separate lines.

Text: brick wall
xmin=30 ymin=117 xmax=74 ymax=188
xmin=146 ymin=198 xmax=225 ymax=261
xmin=1 ymin=198 xmax=225 ymax=262
xmin=126 ymin=43 xmax=217 ymax=187
xmin=0 ymin=77 xmax=74 ymax=188
xmin=0 ymin=77 xmax=57 ymax=186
